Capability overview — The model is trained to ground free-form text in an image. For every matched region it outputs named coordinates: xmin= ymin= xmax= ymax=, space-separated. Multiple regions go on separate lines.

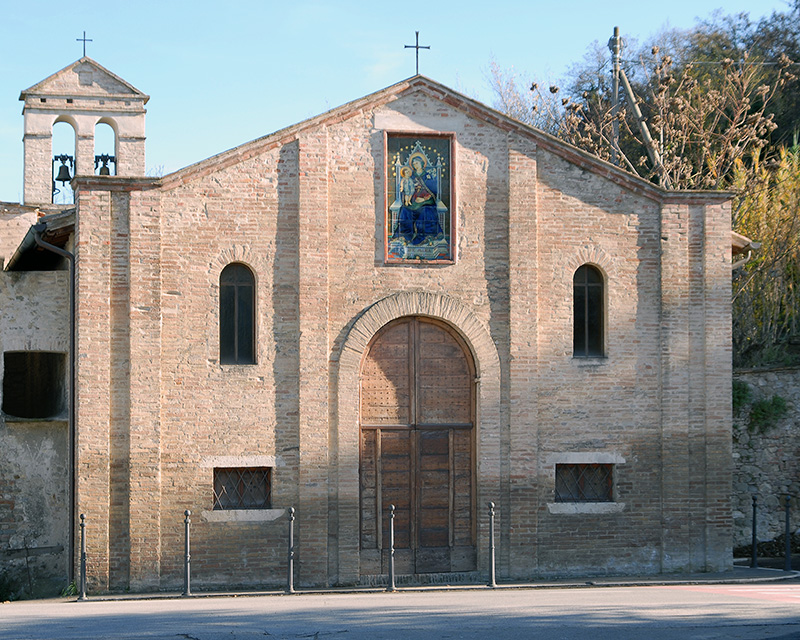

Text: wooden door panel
xmin=418 ymin=528 xmax=449 ymax=548
xmin=416 ymin=429 xmax=451 ymax=572
xmin=418 ymin=483 xmax=449 ymax=505
xmin=359 ymin=429 xmax=378 ymax=549
xmin=452 ymin=429 xmax=474 ymax=547
xmin=379 ymin=430 xmax=413 ymax=549
xmin=415 ymin=546 xmax=450 ymax=573
xmin=417 ymin=395 xmax=471 ymax=424
xmin=380 ymin=431 xmax=413 ymax=454
xmin=360 ymin=317 xmax=476 ymax=576
xmin=383 ymin=548 xmax=415 ymax=575
xmin=361 ymin=322 xmax=411 ymax=426
xmin=451 ymin=546 xmax=478 ymax=572
xmin=416 ymin=325 xmax=471 ymax=425
xmin=381 ymin=454 xmax=413 ymax=472
xmin=418 ymin=430 xmax=449 ymax=456
xmin=383 ymin=507 xmax=411 ymax=549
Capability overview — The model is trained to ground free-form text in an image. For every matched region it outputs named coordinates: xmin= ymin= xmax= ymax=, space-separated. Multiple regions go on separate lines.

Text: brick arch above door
xmin=333 ymin=291 xmax=502 ymax=584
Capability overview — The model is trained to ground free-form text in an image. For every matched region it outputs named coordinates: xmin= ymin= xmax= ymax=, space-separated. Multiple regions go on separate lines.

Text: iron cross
xmin=77 ymin=31 xmax=93 ymax=57
xmin=404 ymin=31 xmax=430 ymax=75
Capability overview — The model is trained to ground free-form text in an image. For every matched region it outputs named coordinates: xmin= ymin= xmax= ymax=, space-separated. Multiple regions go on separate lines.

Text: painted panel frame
xmin=384 ymin=133 xmax=455 ymax=263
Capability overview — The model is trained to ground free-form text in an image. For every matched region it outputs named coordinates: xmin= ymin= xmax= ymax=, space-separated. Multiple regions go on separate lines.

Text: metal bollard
xmin=488 ymin=502 xmax=496 ymax=588
xmin=785 ymin=495 xmax=792 ymax=572
xmin=387 ymin=504 xmax=396 ymax=592
xmin=182 ymin=510 xmax=192 ymax=596
xmin=286 ymin=507 xmax=296 ymax=593
xmin=78 ymin=513 xmax=87 ymax=601
xmin=751 ymin=495 xmax=758 ymax=569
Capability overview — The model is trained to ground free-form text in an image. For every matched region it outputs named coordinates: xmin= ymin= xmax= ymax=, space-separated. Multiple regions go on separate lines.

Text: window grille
xmin=555 ymin=463 xmax=613 ymax=502
xmin=213 ymin=467 xmax=271 ymax=510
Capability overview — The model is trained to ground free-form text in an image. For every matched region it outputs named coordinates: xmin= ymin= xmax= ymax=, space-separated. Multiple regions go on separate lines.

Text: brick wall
xmin=70 ymin=81 xmax=732 ymax=590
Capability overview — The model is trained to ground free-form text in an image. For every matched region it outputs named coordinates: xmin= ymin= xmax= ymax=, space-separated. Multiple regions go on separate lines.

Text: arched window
xmin=220 ymin=263 xmax=255 ymax=364
xmin=573 ymin=265 xmax=604 ymax=357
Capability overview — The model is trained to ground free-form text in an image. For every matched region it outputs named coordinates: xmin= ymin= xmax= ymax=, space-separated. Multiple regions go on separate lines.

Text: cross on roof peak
xmin=404 ymin=31 xmax=430 ymax=75
xmin=77 ymin=31 xmax=93 ymax=57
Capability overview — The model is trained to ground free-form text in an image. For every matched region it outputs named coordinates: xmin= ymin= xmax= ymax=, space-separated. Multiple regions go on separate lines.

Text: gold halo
xmin=408 ymin=152 xmax=427 ymax=170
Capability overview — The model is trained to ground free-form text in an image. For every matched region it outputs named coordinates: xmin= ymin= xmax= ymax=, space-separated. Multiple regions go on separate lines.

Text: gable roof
xmin=160 ymin=75 xmax=730 ymax=205
xmin=19 ymin=57 xmax=149 ymax=103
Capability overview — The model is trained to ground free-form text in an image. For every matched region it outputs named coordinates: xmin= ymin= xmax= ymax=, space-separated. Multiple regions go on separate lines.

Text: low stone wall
xmin=732 ymin=367 xmax=800 ymax=549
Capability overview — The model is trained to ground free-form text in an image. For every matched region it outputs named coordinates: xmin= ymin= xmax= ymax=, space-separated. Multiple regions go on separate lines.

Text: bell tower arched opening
xmin=94 ymin=119 xmax=117 ymax=176
xmin=52 ymin=119 xmax=76 ymax=205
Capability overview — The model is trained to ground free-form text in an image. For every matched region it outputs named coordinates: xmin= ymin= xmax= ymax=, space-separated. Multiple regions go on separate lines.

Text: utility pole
xmin=608 ymin=26 xmax=622 ymax=166
xmin=607 ymin=26 xmax=670 ymax=187
xmin=618 ymin=66 xmax=671 ymax=188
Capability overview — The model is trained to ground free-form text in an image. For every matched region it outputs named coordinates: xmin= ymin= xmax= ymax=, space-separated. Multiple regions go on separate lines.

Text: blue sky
xmin=0 ymin=0 xmax=791 ymax=203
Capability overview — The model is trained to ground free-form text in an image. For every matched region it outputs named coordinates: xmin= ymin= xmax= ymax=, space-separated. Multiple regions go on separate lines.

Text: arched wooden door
xmin=359 ymin=317 xmax=476 ymax=575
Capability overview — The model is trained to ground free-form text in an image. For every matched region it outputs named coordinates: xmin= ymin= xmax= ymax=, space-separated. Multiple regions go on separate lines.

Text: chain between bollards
xmin=488 ymin=502 xmax=496 ymax=588
xmin=751 ymin=494 xmax=758 ymax=569
xmin=286 ymin=507 xmax=296 ymax=593
xmin=182 ymin=510 xmax=192 ymax=597
xmin=387 ymin=504 xmax=396 ymax=592
xmin=78 ymin=513 xmax=87 ymax=601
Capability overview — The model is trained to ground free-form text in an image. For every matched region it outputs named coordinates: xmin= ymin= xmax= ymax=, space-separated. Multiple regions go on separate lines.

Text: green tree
xmin=489 ymin=8 xmax=797 ymax=188
xmin=732 ymin=148 xmax=800 ymax=367
xmin=488 ymin=7 xmax=800 ymax=367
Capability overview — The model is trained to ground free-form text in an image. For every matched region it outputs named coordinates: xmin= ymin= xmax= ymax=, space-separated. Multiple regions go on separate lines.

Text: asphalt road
xmin=2 ymin=583 xmax=800 ymax=640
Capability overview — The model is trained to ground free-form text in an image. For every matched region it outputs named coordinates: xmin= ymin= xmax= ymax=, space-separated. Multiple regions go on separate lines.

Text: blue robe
xmin=396 ymin=171 xmax=442 ymax=245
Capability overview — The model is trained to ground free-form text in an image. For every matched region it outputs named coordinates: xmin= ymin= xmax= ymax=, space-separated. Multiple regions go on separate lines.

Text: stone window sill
xmin=201 ymin=508 xmax=287 ymax=523
xmin=3 ymin=413 xmax=68 ymax=424
xmin=572 ymin=356 xmax=608 ymax=367
xmin=547 ymin=502 xmax=626 ymax=515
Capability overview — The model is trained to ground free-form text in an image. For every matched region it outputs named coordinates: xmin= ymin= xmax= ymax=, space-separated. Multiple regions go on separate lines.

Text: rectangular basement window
xmin=2 ymin=351 xmax=66 ymax=420
xmin=555 ymin=463 xmax=613 ymax=502
xmin=213 ymin=467 xmax=272 ymax=510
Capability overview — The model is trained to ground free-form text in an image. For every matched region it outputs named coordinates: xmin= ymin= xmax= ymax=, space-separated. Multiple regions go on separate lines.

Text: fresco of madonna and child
xmin=386 ymin=135 xmax=452 ymax=262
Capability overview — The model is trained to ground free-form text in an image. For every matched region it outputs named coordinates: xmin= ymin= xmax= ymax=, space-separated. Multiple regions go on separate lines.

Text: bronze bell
xmin=99 ymin=164 xmax=110 ymax=176
xmin=55 ymin=163 xmax=72 ymax=183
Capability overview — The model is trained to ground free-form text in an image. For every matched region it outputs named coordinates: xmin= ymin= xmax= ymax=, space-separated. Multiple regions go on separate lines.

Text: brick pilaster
xmin=75 ymin=189 xmax=113 ymax=592
xmin=659 ymin=202 xmax=693 ymax=571
xmin=296 ymin=129 xmax=330 ymax=585
xmin=126 ymin=189 xmax=162 ymax=589
xmin=507 ymin=133 xmax=539 ymax=577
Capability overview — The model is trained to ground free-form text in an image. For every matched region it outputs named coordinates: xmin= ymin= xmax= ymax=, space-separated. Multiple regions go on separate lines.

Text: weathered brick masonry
xmin=0 ymin=60 xmax=734 ymax=593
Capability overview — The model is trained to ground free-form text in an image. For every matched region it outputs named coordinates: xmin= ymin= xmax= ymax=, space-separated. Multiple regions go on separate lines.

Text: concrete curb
xmin=69 ymin=567 xmax=800 ymax=603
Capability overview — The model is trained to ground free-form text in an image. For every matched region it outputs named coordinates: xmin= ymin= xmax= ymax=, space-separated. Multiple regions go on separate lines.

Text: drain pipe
xmin=32 ymin=222 xmax=76 ymax=584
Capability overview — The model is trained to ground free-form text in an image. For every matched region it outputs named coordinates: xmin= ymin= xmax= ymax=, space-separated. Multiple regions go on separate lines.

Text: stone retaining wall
xmin=732 ymin=367 xmax=800 ymax=549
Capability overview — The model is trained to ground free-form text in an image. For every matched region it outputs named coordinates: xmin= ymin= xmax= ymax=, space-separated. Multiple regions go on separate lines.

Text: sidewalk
xmin=77 ymin=564 xmax=800 ymax=603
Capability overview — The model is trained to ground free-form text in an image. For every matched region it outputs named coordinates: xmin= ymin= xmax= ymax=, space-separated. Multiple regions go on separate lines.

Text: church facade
xmin=0 ymin=58 xmax=733 ymax=594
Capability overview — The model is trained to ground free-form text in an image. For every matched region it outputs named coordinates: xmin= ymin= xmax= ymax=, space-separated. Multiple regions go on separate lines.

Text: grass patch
xmin=748 ymin=395 xmax=788 ymax=434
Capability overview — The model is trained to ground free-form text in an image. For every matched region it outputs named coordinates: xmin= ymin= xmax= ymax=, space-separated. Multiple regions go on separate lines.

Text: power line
xmin=620 ymin=58 xmax=800 ymax=67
